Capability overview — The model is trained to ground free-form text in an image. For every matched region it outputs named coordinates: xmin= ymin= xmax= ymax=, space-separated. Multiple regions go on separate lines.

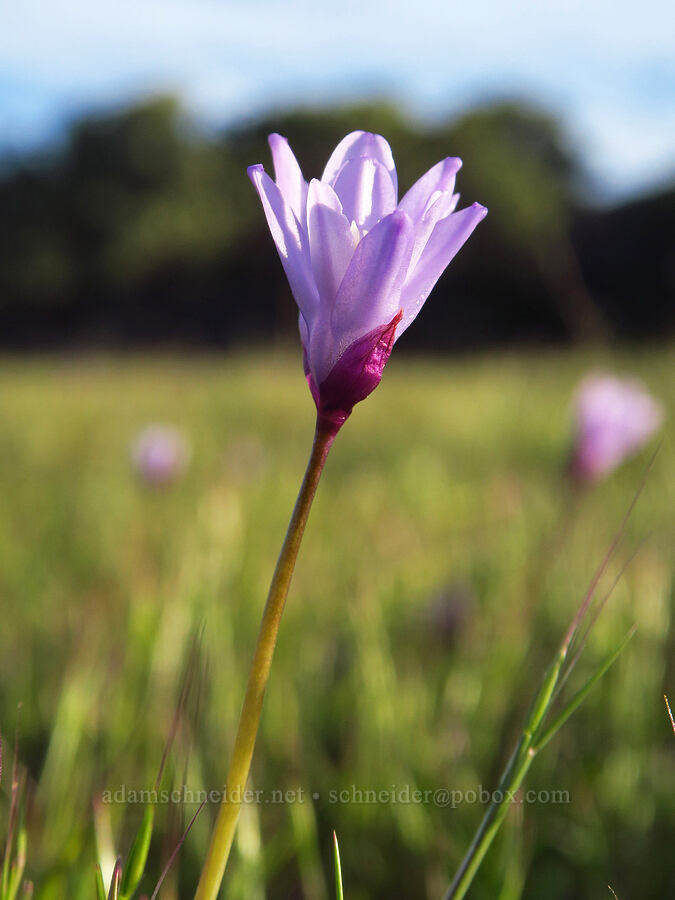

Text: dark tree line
xmin=0 ymin=96 xmax=672 ymax=350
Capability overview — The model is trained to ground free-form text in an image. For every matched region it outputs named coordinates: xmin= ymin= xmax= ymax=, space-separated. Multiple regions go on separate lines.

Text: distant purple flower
xmin=571 ymin=375 xmax=664 ymax=482
xmin=249 ymin=131 xmax=486 ymax=433
xmin=425 ymin=583 xmax=474 ymax=648
xmin=131 ymin=425 xmax=190 ymax=486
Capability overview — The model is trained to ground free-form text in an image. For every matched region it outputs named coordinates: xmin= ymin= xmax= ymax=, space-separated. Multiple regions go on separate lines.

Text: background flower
xmin=571 ymin=374 xmax=664 ymax=482
xmin=130 ymin=424 xmax=190 ymax=486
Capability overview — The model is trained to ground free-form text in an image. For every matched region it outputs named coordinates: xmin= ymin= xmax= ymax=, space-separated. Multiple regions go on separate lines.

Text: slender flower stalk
xmin=194 ymin=418 xmax=336 ymax=900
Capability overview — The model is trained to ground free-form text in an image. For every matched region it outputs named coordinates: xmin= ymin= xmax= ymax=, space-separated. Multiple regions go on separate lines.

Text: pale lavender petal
xmin=424 ymin=190 xmax=460 ymax=217
xmin=329 ymin=210 xmax=414 ymax=377
xmin=307 ymin=178 xmax=357 ymax=307
xmin=268 ymin=133 xmax=308 ymax=223
xmin=332 ymin=157 xmax=397 ymax=233
xmin=306 ymin=313 xmax=336 ymax=391
xmin=248 ymin=164 xmax=319 ymax=321
xmin=308 ymin=311 xmax=403 ymax=435
xmin=322 ymin=130 xmax=397 ymax=196
xmin=571 ymin=375 xmax=664 ymax=481
xmin=399 ymin=157 xmax=462 ymax=221
xmin=409 ymin=190 xmax=459 ymax=272
xmin=398 ymin=202 xmax=487 ymax=336
xmin=298 ymin=310 xmax=310 ymax=355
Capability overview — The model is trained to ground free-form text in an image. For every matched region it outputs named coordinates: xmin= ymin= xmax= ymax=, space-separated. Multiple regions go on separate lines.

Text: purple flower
xmin=571 ymin=374 xmax=664 ymax=482
xmin=248 ymin=131 xmax=487 ymax=432
xmin=130 ymin=425 xmax=190 ymax=486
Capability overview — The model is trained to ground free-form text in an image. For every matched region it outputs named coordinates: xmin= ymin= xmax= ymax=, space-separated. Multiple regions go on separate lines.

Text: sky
xmin=1 ymin=0 xmax=674 ymax=200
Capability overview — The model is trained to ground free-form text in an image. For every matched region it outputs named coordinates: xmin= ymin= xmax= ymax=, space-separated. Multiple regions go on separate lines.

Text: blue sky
xmin=1 ymin=0 xmax=674 ymax=199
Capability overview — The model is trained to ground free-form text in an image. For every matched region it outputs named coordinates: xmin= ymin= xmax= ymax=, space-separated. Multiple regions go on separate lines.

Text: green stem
xmin=194 ymin=418 xmax=337 ymax=900
xmin=443 ymin=627 xmax=632 ymax=900
xmin=442 ymin=744 xmax=536 ymax=900
xmin=443 ymin=642 xmax=569 ymax=900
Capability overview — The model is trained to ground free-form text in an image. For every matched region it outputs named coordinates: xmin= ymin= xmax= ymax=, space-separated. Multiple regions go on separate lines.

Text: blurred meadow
xmin=1 ymin=1 xmax=674 ymax=898
xmin=0 ymin=347 xmax=672 ymax=899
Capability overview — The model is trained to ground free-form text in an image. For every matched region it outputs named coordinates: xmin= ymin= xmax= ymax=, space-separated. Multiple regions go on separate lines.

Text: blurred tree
xmin=574 ymin=186 xmax=675 ymax=337
xmin=61 ymin=96 xmax=246 ymax=285
xmin=437 ymin=102 xmax=609 ymax=340
xmin=0 ymin=95 xmax=670 ymax=349
xmin=0 ymin=163 xmax=74 ymax=309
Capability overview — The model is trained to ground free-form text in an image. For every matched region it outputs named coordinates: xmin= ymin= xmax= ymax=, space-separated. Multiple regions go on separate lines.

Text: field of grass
xmin=0 ymin=345 xmax=672 ymax=900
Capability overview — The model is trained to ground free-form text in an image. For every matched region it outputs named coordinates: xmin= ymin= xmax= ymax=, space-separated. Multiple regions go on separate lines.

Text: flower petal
xmin=398 ymin=202 xmax=487 ymax=336
xmin=298 ymin=310 xmax=310 ymax=355
xmin=307 ymin=179 xmax=357 ymax=308
xmin=399 ymin=157 xmax=462 ymax=222
xmin=268 ymin=133 xmax=308 ymax=223
xmin=332 ymin=157 xmax=397 ymax=233
xmin=409 ymin=189 xmax=459 ymax=272
xmin=322 ymin=130 xmax=397 ymax=196
xmin=248 ymin=164 xmax=319 ymax=321
xmin=329 ymin=209 xmax=414 ymax=378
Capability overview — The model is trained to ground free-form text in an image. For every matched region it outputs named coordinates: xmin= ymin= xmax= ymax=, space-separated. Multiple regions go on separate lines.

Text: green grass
xmin=0 ymin=345 xmax=672 ymax=900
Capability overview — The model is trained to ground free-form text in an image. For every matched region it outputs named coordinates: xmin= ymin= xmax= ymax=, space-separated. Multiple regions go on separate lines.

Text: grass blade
xmin=119 ymin=805 xmax=155 ymax=900
xmin=95 ymin=865 xmax=107 ymax=900
xmin=533 ymin=626 xmax=636 ymax=753
xmin=333 ymin=832 xmax=344 ymax=900
xmin=665 ymin=695 xmax=675 ymax=735
xmin=107 ymin=859 xmax=122 ymax=900
xmin=149 ymin=800 xmax=205 ymax=900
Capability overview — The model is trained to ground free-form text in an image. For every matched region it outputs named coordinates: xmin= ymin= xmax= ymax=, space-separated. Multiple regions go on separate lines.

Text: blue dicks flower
xmin=571 ymin=374 xmax=664 ymax=482
xmin=130 ymin=424 xmax=190 ymax=486
xmin=249 ymin=131 xmax=487 ymax=432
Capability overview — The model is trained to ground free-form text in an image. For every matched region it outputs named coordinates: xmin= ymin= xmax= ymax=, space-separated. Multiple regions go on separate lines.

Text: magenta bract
xmin=248 ymin=131 xmax=487 ymax=432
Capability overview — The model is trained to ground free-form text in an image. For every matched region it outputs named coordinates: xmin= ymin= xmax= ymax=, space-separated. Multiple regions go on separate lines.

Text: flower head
xmin=130 ymin=424 xmax=190 ymax=486
xmin=249 ymin=131 xmax=487 ymax=432
xmin=570 ymin=374 xmax=664 ymax=483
